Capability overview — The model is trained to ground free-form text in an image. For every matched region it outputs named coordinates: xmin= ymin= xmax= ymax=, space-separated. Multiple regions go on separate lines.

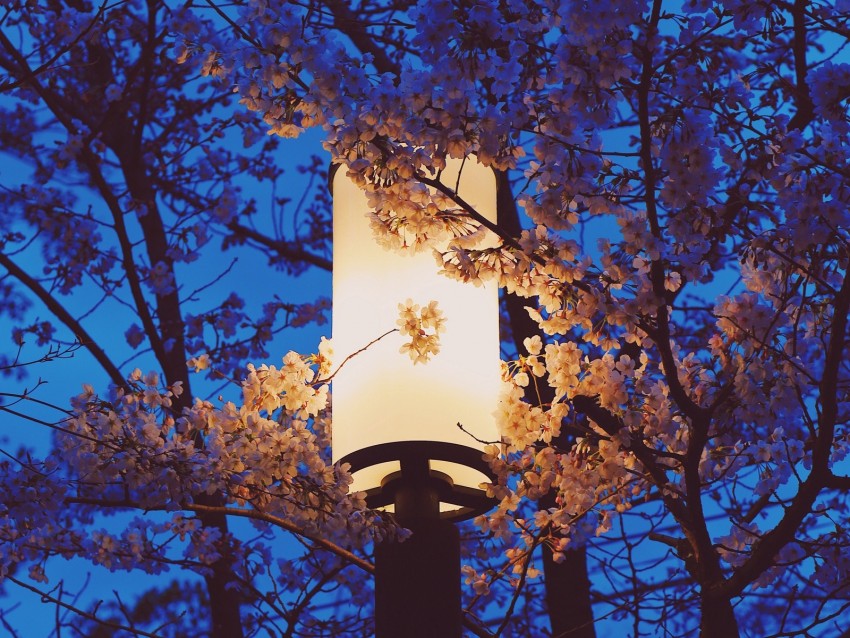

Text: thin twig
xmin=7 ymin=577 xmax=162 ymax=638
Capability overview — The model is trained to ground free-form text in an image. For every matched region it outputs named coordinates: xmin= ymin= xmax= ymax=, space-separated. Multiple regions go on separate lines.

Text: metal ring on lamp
xmin=338 ymin=440 xmax=497 ymax=521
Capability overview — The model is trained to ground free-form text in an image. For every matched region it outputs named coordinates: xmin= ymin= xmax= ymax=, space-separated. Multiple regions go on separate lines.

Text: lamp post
xmin=331 ymin=158 xmax=501 ymax=637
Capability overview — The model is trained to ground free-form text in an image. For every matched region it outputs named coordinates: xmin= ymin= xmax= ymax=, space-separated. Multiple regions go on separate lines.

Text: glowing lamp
xmin=331 ymin=158 xmax=501 ymax=521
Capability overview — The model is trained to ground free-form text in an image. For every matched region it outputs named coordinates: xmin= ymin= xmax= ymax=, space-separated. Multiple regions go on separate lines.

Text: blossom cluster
xmin=0 ymin=345 xmax=392 ymax=600
xmin=396 ymin=299 xmax=446 ymax=363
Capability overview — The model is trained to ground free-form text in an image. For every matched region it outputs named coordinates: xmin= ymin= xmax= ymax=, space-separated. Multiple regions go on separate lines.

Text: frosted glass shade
xmin=331 ymin=159 xmax=501 ymax=519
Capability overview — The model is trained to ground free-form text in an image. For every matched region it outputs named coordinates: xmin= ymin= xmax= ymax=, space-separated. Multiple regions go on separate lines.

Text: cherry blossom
xmin=2 ymin=0 xmax=850 ymax=636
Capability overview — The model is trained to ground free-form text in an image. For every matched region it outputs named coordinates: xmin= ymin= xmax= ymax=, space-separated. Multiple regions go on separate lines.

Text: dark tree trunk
xmin=700 ymin=591 xmax=739 ymax=638
xmin=542 ymin=544 xmax=595 ymax=638
xmin=116 ymin=150 xmax=245 ymax=638
xmin=498 ymin=174 xmax=596 ymax=638
xmin=197 ymin=502 xmax=245 ymax=638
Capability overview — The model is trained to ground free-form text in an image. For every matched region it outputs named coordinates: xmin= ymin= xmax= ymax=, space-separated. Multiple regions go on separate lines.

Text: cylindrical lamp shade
xmin=331 ymin=159 xmax=501 ymax=520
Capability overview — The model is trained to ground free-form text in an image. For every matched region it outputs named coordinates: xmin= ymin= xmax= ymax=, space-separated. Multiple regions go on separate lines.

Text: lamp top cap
xmin=326 ymin=159 xmax=502 ymax=196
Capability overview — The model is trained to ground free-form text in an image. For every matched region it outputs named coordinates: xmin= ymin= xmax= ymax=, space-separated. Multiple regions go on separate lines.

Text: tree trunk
xmin=497 ymin=174 xmax=596 ymax=637
xmin=542 ymin=544 xmax=596 ymax=638
xmin=199 ymin=506 xmax=246 ymax=638
xmin=700 ymin=590 xmax=739 ymax=638
xmin=116 ymin=155 xmax=245 ymax=638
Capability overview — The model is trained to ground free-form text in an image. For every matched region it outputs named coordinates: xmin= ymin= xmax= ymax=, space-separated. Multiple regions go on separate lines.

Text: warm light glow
xmin=331 ymin=159 xmax=501 ymax=505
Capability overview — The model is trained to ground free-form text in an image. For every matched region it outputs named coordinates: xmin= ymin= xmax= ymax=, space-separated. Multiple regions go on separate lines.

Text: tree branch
xmin=724 ymin=268 xmax=850 ymax=596
xmin=67 ymin=496 xmax=374 ymax=574
xmin=0 ymin=2 xmax=108 ymax=94
xmin=321 ymin=0 xmax=399 ymax=76
xmin=0 ymin=253 xmax=126 ymax=388
xmin=788 ymin=0 xmax=814 ymax=130
xmin=7 ymin=577 xmax=162 ymax=638
xmin=226 ymin=221 xmax=332 ymax=272
xmin=825 ymin=473 xmax=850 ymax=490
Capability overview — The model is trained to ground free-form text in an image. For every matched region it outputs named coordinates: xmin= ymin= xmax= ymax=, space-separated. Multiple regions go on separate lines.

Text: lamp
xmin=331 ymin=157 xmax=501 ymax=521
xmin=330 ymin=156 xmax=501 ymax=638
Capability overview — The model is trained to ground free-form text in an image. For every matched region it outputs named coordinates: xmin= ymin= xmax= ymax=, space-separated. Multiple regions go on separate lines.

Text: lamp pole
xmin=340 ymin=441 xmax=496 ymax=637
xmin=374 ymin=457 xmax=461 ymax=637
